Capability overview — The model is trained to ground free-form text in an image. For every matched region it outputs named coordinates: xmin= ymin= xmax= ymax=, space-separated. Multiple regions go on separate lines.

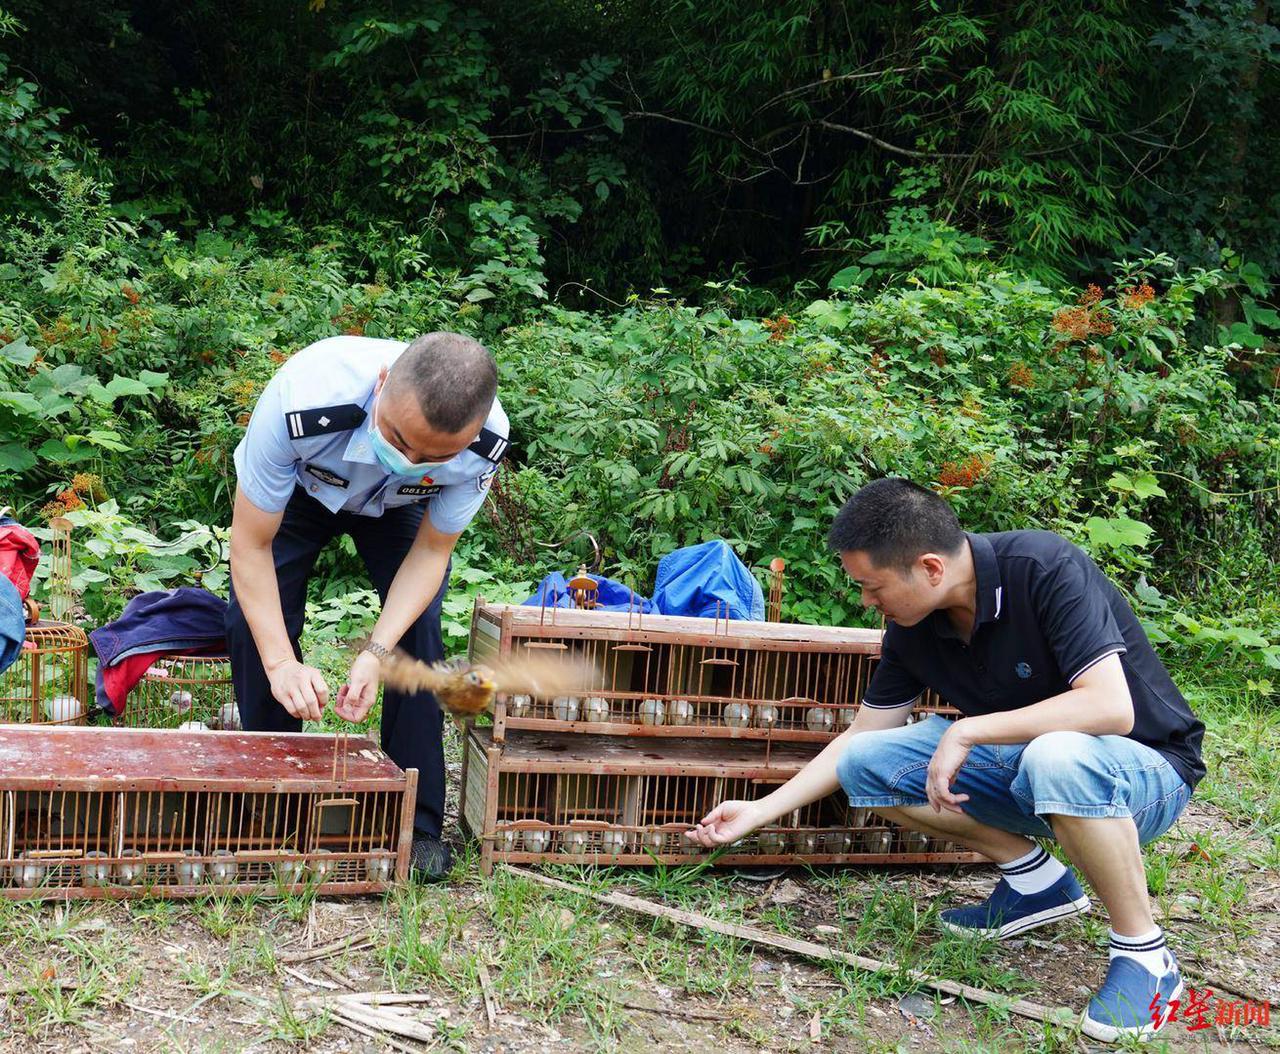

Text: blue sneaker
xmin=1081 ymin=952 xmax=1184 ymax=1043
xmin=939 ymin=872 xmax=1091 ymax=939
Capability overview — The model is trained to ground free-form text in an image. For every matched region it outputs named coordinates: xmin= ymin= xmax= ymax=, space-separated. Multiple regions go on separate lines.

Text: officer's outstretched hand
xmin=267 ymin=658 xmax=329 ymax=722
xmin=334 ymin=651 xmax=380 ymax=723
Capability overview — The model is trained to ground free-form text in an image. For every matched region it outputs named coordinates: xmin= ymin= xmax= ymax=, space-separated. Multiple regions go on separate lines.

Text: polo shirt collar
xmin=930 ymin=532 xmax=1003 ymax=641
xmin=967 ymin=532 xmax=1004 ymax=626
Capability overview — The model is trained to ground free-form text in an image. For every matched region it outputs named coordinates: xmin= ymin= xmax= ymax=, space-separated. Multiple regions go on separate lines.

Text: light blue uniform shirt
xmin=233 ymin=336 xmax=508 ymax=533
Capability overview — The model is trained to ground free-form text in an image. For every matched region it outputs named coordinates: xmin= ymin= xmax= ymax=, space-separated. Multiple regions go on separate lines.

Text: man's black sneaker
xmin=409 ymin=834 xmax=454 ymax=882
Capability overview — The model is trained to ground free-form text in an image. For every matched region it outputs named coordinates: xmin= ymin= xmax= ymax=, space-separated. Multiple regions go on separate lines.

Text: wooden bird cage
xmin=47 ymin=516 xmax=74 ymax=623
xmin=0 ymin=620 xmax=91 ymax=726
xmin=118 ymin=654 xmax=236 ymax=730
xmin=0 ymin=514 xmax=92 ymax=726
xmin=469 ymin=600 xmax=957 ymax=744
xmin=461 ymin=727 xmax=981 ymax=875
xmin=0 ymin=727 xmax=416 ymax=899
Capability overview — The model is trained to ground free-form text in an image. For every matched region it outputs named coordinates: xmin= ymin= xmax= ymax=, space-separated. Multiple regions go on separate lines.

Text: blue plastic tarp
xmin=652 ymin=540 xmax=763 ymax=620
xmin=521 ymin=572 xmax=655 ymax=612
xmin=522 ymin=541 xmax=762 ymax=620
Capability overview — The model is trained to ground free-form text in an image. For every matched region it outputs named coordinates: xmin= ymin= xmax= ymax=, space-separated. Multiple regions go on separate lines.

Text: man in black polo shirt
xmin=687 ymin=479 xmax=1204 ymax=1043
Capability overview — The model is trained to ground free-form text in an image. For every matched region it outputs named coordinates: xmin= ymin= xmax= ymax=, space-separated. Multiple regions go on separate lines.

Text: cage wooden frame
xmin=469 ymin=600 xmax=955 ymax=744
xmin=461 ymin=727 xmax=982 ymax=875
xmin=0 ymin=727 xmax=416 ymax=900
xmin=117 ymin=654 xmax=237 ymax=730
xmin=0 ymin=620 xmax=91 ymax=726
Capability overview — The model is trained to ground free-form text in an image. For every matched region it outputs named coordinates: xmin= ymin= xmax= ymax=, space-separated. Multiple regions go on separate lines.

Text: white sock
xmin=1110 ymin=927 xmax=1176 ymax=976
xmin=997 ymin=844 xmax=1067 ymax=895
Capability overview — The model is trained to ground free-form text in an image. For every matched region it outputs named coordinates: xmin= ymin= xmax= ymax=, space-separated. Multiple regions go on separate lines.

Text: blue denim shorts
xmin=836 ymin=715 xmax=1192 ymax=844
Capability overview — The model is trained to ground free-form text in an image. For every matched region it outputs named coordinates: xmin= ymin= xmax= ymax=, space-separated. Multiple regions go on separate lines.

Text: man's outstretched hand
xmin=685 ymin=799 xmax=767 ymax=849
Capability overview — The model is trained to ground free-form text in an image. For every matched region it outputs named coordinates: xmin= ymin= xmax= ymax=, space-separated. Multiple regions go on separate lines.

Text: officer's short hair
xmin=828 ymin=478 xmax=965 ymax=572
xmin=389 ymin=332 xmax=498 ymax=433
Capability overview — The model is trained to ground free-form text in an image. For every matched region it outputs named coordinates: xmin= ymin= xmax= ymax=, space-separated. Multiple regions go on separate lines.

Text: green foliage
xmin=3 ymin=162 xmax=1274 ymax=688
xmin=1137 ymin=0 xmax=1280 ymax=275
xmin=29 ymin=502 xmax=226 ymax=623
xmin=0 ymin=4 xmax=1276 ymax=693
xmin=461 ymin=199 xmax=548 ymax=317
xmin=634 ymin=0 xmax=1160 ymax=282
xmin=0 ymin=9 xmax=69 ymax=199
xmin=8 ymin=2 xmax=1278 ymax=291
xmin=325 ymin=4 xmax=503 ymax=210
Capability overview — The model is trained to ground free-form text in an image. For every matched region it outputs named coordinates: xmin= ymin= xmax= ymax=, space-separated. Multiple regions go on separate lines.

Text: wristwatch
xmin=361 ymin=641 xmax=391 ymax=661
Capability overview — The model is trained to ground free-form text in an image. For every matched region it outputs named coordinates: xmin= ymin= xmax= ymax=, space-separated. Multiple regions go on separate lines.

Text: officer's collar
xmin=928 ymin=532 xmax=1003 ymax=641
xmin=343 ymin=386 xmax=380 ymax=465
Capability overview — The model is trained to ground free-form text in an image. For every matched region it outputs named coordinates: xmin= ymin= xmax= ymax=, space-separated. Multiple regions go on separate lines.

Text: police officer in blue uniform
xmin=227 ymin=332 xmax=508 ymax=880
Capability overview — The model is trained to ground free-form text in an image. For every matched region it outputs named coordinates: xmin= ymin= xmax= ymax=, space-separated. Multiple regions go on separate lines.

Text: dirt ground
xmin=2 ymin=772 xmax=1275 ymax=1054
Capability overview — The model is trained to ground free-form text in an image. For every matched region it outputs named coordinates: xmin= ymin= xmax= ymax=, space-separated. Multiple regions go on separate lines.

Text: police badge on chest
xmin=304 ymin=464 xmax=349 ymax=488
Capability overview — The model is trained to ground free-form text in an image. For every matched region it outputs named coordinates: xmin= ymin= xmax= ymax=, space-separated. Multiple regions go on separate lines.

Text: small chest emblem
xmin=1015 ymin=662 xmax=1033 ymax=679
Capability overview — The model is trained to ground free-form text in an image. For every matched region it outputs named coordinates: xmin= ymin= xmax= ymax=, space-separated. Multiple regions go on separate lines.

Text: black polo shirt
xmin=863 ymin=531 xmax=1205 ymax=789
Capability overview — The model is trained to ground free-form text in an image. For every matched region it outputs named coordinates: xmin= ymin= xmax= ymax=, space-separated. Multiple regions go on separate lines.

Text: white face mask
xmin=368 ymin=396 xmax=450 ymax=476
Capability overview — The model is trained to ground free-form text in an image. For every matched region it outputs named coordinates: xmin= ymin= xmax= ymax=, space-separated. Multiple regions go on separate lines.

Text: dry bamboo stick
xmin=477 ymin=961 xmax=498 ymax=1028
xmin=121 ymin=1000 xmax=201 ymax=1025
xmin=280 ymin=963 xmax=340 ymax=991
xmin=321 ymin=1001 xmax=438 ymax=1042
xmin=279 ymin=934 xmax=374 ymax=963
xmin=503 ymin=867 xmax=1076 ymax=1029
xmin=327 ymin=1010 xmax=425 ymax=1054
xmin=613 ymin=998 xmax=734 ymax=1022
xmin=316 ymin=963 xmax=350 ymax=990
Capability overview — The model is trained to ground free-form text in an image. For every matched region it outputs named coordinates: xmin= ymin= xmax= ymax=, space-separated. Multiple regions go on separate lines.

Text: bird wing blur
xmin=374 ymin=648 xmax=596 ymax=717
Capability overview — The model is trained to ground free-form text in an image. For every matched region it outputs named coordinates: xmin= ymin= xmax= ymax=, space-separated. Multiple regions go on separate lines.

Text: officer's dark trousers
xmin=226 ymin=487 xmax=447 ymax=837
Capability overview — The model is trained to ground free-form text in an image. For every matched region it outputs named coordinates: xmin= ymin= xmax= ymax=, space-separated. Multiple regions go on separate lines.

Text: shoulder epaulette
xmin=284 ymin=404 xmax=367 ymax=440
xmin=468 ymin=427 xmax=510 ymax=463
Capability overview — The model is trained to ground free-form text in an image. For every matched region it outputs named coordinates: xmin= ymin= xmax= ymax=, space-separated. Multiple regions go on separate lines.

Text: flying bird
xmin=373 ymin=647 xmax=596 ymax=718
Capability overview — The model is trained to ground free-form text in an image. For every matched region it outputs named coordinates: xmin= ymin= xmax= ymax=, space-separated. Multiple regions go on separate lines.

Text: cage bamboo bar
xmin=461 ymin=727 xmax=981 ymax=875
xmin=469 ymin=600 xmax=956 ymax=743
xmin=118 ymin=654 xmax=237 ymax=730
xmin=0 ymin=726 xmax=415 ymax=899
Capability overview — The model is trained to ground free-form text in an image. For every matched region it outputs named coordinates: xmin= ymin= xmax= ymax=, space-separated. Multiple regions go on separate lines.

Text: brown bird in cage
xmin=373 ymin=647 xmax=596 ymax=719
